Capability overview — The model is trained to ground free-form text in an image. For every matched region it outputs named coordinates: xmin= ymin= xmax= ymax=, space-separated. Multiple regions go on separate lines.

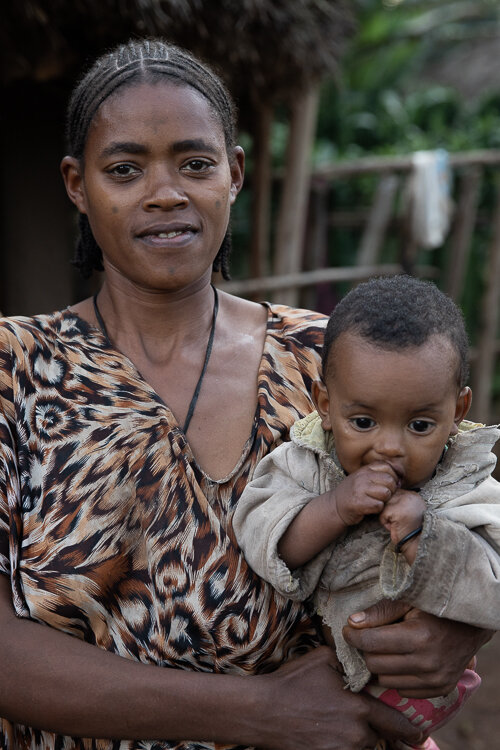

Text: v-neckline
xmin=63 ymin=304 xmax=274 ymax=484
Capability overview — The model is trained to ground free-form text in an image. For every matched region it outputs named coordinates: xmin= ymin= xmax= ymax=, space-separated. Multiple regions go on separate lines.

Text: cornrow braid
xmin=66 ymin=39 xmax=237 ymax=279
xmin=74 ymin=213 xmax=104 ymax=279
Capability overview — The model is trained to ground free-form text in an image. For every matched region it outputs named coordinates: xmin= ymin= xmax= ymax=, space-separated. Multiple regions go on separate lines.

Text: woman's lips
xmin=136 ymin=226 xmax=197 ymax=246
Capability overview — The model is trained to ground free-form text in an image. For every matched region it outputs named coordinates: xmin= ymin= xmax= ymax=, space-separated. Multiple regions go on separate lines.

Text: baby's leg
xmin=320 ymin=624 xmax=478 ymax=748
xmin=365 ymin=668 xmax=480 ymax=749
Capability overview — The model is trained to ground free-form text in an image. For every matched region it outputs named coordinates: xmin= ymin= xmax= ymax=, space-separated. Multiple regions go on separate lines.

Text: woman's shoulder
xmin=0 ymin=309 xmax=91 ymax=366
xmin=262 ymin=304 xmax=327 ymax=397
xmin=0 ymin=308 xmax=84 ymax=343
xmin=212 ymin=290 xmax=327 ymax=336
xmin=266 ymin=303 xmax=328 ymax=339
xmin=0 ymin=311 xmax=79 ymax=416
xmin=263 ymin=305 xmax=327 ymax=366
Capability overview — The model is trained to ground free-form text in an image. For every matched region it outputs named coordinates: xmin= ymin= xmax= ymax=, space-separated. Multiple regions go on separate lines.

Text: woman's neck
xmin=71 ymin=275 xmax=269 ymax=478
xmin=74 ymin=275 xmax=217 ymax=366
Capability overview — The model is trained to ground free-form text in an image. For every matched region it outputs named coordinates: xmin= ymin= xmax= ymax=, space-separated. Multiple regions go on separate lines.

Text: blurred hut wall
xmin=1 ymin=0 xmax=354 ymax=315
xmin=0 ymin=80 xmax=75 ymax=315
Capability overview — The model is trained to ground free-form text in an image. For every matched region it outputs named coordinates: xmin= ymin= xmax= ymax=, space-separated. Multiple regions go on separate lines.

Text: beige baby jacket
xmin=233 ymin=413 xmax=500 ymax=691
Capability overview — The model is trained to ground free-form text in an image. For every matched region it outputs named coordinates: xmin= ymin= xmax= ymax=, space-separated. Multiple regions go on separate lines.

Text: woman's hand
xmin=255 ymin=646 xmax=423 ymax=750
xmin=0 ymin=571 xmax=420 ymax=747
xmin=343 ymin=599 xmax=493 ymax=698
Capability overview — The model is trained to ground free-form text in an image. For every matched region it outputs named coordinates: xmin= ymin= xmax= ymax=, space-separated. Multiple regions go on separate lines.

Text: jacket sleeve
xmin=233 ymin=440 xmax=335 ymax=600
xmin=379 ymin=476 xmax=500 ymax=629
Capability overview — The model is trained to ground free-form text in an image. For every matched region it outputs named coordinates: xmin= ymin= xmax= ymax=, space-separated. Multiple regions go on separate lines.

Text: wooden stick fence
xmin=219 ymin=149 xmax=500 ymax=421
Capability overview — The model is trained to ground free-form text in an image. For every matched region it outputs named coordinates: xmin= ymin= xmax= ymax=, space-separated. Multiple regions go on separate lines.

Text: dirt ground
xmin=432 ymin=633 xmax=499 ymax=749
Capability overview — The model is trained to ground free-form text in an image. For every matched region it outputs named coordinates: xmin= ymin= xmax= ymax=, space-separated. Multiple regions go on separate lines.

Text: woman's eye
xmin=108 ymin=164 xmax=138 ymax=177
xmin=351 ymin=417 xmax=375 ymax=430
xmin=183 ymin=159 xmax=213 ymax=173
xmin=409 ymin=420 xmax=434 ymax=434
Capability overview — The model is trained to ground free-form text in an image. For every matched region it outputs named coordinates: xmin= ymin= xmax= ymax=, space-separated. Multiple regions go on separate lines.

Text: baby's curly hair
xmin=322 ymin=275 xmax=469 ymax=388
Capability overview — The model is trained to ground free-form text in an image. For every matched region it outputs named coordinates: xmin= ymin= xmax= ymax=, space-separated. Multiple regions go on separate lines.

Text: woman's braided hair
xmin=66 ymin=39 xmax=237 ymax=279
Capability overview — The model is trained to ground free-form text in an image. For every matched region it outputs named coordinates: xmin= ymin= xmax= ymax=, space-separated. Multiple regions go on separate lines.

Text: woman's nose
xmin=142 ymin=170 xmax=188 ymax=211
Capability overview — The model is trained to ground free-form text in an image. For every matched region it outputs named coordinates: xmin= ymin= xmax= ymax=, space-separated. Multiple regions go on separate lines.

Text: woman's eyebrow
xmin=99 ymin=139 xmax=219 ymax=158
xmin=171 ymin=139 xmax=219 ymax=154
xmin=100 ymin=141 xmax=148 ymax=158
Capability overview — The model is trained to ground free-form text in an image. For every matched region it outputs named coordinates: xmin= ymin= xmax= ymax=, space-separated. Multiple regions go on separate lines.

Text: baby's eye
xmin=409 ymin=420 xmax=435 ymax=434
xmin=350 ymin=417 xmax=375 ymax=431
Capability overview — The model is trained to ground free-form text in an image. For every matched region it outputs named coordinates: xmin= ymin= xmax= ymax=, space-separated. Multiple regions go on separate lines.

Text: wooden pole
xmin=273 ymin=85 xmax=320 ymax=306
xmin=249 ymin=102 xmax=273 ymax=279
xmin=218 ymin=263 xmax=439 ymax=297
xmin=305 ymin=150 xmax=500 ymax=180
xmin=303 ymin=182 xmax=329 ymax=311
xmin=445 ymin=166 xmax=482 ymax=302
xmin=399 ymin=174 xmax=419 ymax=276
xmin=357 ymin=174 xmax=399 ymax=267
xmin=471 ymin=191 xmax=500 ymax=422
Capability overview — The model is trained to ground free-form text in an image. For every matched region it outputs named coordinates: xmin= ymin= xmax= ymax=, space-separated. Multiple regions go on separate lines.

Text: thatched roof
xmin=2 ymin=0 xmax=354 ymax=114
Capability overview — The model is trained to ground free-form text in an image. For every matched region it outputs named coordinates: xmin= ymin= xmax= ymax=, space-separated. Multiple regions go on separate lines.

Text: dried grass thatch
xmin=2 ymin=0 xmax=354 ymax=112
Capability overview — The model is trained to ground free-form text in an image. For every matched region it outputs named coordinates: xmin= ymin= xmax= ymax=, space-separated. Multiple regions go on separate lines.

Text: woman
xmin=0 ymin=40 xmax=490 ymax=750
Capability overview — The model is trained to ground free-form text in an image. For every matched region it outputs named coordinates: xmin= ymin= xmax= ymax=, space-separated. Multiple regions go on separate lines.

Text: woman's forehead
xmin=87 ymin=79 xmax=225 ymax=148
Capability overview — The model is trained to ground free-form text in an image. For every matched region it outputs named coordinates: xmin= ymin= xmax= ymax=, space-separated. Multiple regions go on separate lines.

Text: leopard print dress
xmin=0 ymin=303 xmax=326 ymax=750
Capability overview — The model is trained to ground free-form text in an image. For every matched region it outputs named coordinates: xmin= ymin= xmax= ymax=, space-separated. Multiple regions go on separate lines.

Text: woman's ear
xmin=450 ymin=386 xmax=472 ymax=435
xmin=229 ymin=146 xmax=245 ymax=204
xmin=312 ymin=379 xmax=332 ymax=431
xmin=60 ymin=156 xmax=87 ymax=214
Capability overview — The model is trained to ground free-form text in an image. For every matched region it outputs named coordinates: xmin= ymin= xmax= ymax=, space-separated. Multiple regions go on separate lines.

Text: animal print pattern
xmin=0 ymin=304 xmax=327 ymax=750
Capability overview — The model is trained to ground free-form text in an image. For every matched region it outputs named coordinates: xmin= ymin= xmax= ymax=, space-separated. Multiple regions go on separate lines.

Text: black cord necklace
xmin=92 ymin=285 xmax=219 ymax=435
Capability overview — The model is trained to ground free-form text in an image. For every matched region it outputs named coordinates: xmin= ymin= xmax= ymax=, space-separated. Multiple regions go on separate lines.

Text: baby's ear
xmin=312 ymin=380 xmax=332 ymax=431
xmin=450 ymin=386 xmax=472 ymax=435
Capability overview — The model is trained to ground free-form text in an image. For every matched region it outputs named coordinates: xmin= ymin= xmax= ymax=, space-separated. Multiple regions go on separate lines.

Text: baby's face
xmin=316 ymin=332 xmax=470 ymax=490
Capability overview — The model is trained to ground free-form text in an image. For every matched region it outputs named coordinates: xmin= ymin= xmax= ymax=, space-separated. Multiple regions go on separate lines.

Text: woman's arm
xmin=0 ymin=575 xmax=422 ymax=749
xmin=0 ymin=573 xmax=244 ymax=741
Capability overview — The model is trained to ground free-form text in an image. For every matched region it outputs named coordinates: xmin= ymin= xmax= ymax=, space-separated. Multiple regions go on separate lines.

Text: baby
xmin=234 ymin=275 xmax=500 ymax=750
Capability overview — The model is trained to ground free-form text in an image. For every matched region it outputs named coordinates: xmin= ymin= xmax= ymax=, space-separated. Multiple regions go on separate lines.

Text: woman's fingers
xmin=345 ymin=605 xmax=493 ymax=697
xmin=260 ymin=647 xmax=401 ymax=749
xmin=347 ymin=598 xmax=411 ymax=628
xmin=364 ymin=692 xmax=424 ymax=745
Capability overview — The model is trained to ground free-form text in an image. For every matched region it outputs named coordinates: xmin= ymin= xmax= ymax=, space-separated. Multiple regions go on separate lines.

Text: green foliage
xmin=314 ymin=0 xmax=500 ymax=413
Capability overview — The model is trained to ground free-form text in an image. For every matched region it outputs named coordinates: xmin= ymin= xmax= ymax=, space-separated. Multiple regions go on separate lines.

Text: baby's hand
xmin=379 ymin=489 xmax=426 ymax=563
xmin=334 ymin=462 xmax=399 ymax=526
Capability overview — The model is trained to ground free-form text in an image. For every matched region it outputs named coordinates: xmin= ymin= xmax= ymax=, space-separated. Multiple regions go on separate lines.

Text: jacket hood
xmin=290 ymin=411 xmax=335 ymax=458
